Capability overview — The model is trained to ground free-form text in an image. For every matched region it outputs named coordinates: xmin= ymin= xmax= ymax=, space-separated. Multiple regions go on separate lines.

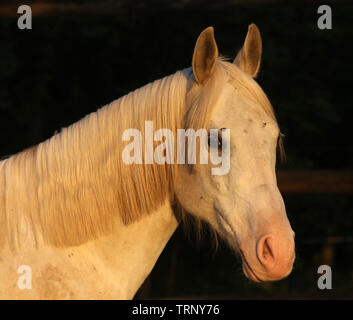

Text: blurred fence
xmin=279 ymin=170 xmax=353 ymax=246
xmin=277 ymin=170 xmax=353 ymax=194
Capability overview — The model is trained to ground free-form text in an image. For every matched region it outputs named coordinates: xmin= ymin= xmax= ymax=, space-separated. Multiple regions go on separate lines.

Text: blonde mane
xmin=0 ymin=58 xmax=282 ymax=249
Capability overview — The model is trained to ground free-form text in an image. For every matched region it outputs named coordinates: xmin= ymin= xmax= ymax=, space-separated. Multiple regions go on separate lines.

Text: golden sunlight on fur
xmin=0 ymin=53 xmax=285 ymax=252
xmin=0 ymin=24 xmax=293 ymax=299
xmin=0 ymin=58 xmax=281 ymax=250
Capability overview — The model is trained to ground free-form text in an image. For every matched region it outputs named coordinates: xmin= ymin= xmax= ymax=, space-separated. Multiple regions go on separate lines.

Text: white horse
xmin=0 ymin=24 xmax=295 ymax=299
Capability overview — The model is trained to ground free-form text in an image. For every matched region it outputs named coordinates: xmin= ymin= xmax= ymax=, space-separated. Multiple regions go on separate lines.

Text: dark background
xmin=0 ymin=0 xmax=352 ymax=298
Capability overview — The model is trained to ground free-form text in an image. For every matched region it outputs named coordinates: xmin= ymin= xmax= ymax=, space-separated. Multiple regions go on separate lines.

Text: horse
xmin=0 ymin=24 xmax=295 ymax=299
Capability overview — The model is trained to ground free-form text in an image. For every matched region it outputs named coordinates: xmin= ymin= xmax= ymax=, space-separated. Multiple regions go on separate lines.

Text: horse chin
xmin=242 ymin=262 xmax=262 ymax=283
xmin=222 ymin=235 xmax=263 ymax=283
xmin=214 ymin=212 xmax=263 ymax=283
xmin=240 ymin=250 xmax=263 ymax=283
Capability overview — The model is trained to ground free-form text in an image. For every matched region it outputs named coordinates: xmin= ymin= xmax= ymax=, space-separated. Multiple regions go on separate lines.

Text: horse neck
xmin=0 ymin=70 xmax=188 ymax=251
xmin=81 ymin=199 xmax=178 ymax=299
xmin=0 ymin=107 xmax=179 ymax=298
xmin=0 ymin=105 xmax=122 ymax=250
xmin=0 ymin=151 xmax=178 ymax=297
xmin=0 ymin=148 xmax=41 ymax=251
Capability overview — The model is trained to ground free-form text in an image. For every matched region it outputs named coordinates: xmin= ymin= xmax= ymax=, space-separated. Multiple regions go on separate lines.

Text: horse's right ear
xmin=192 ymin=27 xmax=218 ymax=85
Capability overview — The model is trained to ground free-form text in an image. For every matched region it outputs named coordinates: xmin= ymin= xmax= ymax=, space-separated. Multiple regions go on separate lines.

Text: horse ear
xmin=234 ymin=23 xmax=262 ymax=78
xmin=192 ymin=26 xmax=218 ymax=85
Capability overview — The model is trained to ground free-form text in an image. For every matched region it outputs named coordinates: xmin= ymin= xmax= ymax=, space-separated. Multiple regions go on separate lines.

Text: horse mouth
xmin=214 ymin=206 xmax=267 ymax=283
xmin=214 ymin=207 xmax=262 ymax=282
xmin=240 ymin=250 xmax=263 ymax=283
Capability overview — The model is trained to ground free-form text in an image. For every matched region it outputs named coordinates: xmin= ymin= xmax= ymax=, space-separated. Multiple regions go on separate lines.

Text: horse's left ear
xmin=234 ymin=23 xmax=262 ymax=78
xmin=192 ymin=26 xmax=218 ymax=85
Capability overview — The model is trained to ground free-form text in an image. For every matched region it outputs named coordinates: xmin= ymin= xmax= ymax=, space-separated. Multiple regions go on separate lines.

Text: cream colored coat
xmin=0 ymin=24 xmax=295 ymax=299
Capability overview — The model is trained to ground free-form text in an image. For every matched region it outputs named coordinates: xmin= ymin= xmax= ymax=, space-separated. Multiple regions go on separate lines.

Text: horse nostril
xmin=256 ymin=233 xmax=295 ymax=280
xmin=263 ymin=237 xmax=274 ymax=259
xmin=257 ymin=235 xmax=275 ymax=268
